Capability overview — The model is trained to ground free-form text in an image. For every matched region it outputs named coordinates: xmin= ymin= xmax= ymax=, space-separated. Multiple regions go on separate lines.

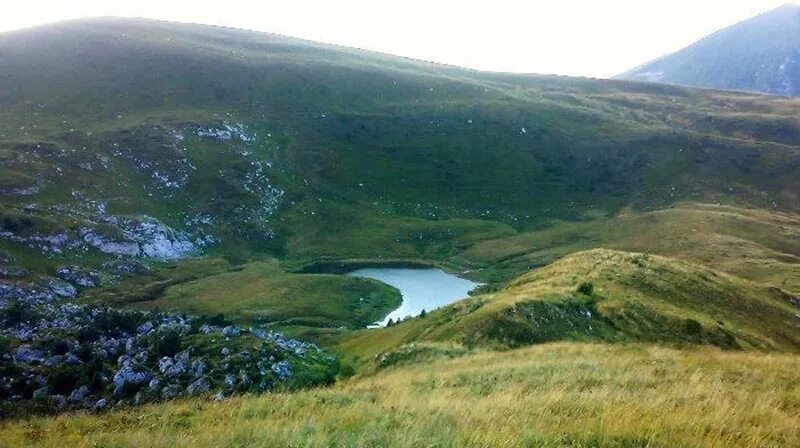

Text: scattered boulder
xmin=39 ymin=276 xmax=78 ymax=298
xmin=92 ymin=398 xmax=109 ymax=411
xmin=64 ymin=352 xmax=82 ymax=365
xmin=222 ymin=326 xmax=240 ymax=338
xmin=148 ymin=378 xmax=161 ymax=391
xmin=199 ymin=324 xmax=218 ymax=334
xmin=271 ymin=361 xmax=292 ymax=381
xmin=136 ymin=321 xmax=154 ymax=335
xmin=43 ymin=355 xmax=63 ymax=367
xmin=238 ymin=371 xmax=253 ymax=388
xmin=0 ymin=266 xmax=29 ymax=278
xmin=68 ymin=385 xmax=89 ymax=403
xmin=159 ymin=353 xmax=189 ymax=378
xmin=191 ymin=359 xmax=206 ymax=379
xmin=13 ymin=345 xmax=45 ymax=364
xmin=93 ymin=349 xmax=109 ymax=360
xmin=186 ymin=377 xmax=210 ymax=396
xmin=224 ymin=374 xmax=237 ymax=387
xmin=51 ymin=394 xmax=66 ymax=409
xmin=161 ymin=384 xmax=181 ymax=399
xmin=56 ymin=266 xmax=101 ymax=288
xmin=101 ymin=259 xmax=151 ymax=277
xmin=0 ymin=252 xmax=17 ymax=265
xmin=32 ymin=386 xmax=50 ymax=400
xmin=0 ymin=295 xmax=338 ymax=414
xmin=112 ymin=364 xmax=152 ymax=392
xmin=0 ymin=283 xmax=53 ymax=305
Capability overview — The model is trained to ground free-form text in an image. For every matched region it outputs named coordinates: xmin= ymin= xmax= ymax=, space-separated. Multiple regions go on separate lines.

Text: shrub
xmin=146 ymin=329 xmax=183 ymax=358
xmin=0 ymin=299 xmax=29 ymax=325
xmin=577 ymin=282 xmax=594 ymax=295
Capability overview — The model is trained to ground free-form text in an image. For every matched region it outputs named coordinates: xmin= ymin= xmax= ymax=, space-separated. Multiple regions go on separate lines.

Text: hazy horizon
xmin=0 ymin=1 xmax=795 ymax=78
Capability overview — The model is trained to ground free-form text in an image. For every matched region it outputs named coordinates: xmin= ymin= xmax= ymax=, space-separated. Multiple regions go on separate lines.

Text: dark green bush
xmin=577 ymin=282 xmax=594 ymax=295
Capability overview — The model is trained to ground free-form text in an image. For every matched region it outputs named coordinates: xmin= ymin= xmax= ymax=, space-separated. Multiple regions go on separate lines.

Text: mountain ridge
xmin=618 ymin=4 xmax=800 ymax=96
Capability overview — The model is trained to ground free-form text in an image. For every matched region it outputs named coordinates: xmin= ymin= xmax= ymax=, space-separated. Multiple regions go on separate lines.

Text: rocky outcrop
xmin=0 ymin=293 xmax=340 ymax=416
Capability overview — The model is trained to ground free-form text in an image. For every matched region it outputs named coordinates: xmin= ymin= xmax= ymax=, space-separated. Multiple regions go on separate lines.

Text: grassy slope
xmin=1 ymin=18 xmax=799 ymax=271
xmin=336 ymin=249 xmax=800 ymax=368
xmin=458 ymin=203 xmax=800 ymax=290
xmin=2 ymin=343 xmax=799 ymax=447
xmin=82 ymin=258 xmax=401 ymax=336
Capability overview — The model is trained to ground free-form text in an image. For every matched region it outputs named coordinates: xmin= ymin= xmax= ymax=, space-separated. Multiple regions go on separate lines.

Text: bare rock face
xmin=78 ymin=216 xmax=198 ymax=260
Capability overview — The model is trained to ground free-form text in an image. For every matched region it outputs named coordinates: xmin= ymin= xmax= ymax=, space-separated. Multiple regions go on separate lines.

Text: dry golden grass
xmin=2 ymin=342 xmax=799 ymax=447
xmin=461 ymin=204 xmax=800 ymax=293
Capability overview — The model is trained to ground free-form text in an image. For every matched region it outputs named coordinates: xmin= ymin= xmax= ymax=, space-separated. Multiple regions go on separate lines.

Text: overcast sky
xmin=0 ymin=0 xmax=793 ymax=78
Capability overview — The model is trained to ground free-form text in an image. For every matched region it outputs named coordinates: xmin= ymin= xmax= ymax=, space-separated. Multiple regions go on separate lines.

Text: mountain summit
xmin=618 ymin=4 xmax=800 ymax=96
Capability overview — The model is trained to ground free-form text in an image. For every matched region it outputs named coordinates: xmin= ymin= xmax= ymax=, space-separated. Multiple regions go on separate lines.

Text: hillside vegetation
xmin=459 ymin=203 xmax=800 ymax=289
xmin=2 ymin=343 xmax=799 ymax=447
xmin=0 ymin=17 xmax=799 ymax=279
xmin=336 ymin=249 xmax=800 ymax=369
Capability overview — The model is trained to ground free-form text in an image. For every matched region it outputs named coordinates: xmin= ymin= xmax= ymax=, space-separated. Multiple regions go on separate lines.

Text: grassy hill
xmin=80 ymin=258 xmax=402 ymax=337
xmin=1 ymin=18 xmax=799 ymax=276
xmin=3 ymin=343 xmax=799 ymax=447
xmin=335 ymin=249 xmax=800 ymax=369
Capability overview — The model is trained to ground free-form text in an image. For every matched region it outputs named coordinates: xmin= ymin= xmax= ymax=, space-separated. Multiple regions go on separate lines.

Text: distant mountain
xmin=618 ymin=4 xmax=800 ymax=96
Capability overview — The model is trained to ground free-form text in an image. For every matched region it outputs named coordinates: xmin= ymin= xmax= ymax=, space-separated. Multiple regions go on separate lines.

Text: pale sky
xmin=0 ymin=0 xmax=794 ymax=78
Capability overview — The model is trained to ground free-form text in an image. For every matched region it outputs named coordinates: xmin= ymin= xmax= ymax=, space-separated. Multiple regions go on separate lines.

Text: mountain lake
xmin=347 ymin=267 xmax=481 ymax=327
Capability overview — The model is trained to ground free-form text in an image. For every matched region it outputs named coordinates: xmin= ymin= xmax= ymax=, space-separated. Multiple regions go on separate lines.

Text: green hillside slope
xmin=0 ymin=18 xmax=799 ymax=278
xmin=337 ymin=249 xmax=800 ymax=369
